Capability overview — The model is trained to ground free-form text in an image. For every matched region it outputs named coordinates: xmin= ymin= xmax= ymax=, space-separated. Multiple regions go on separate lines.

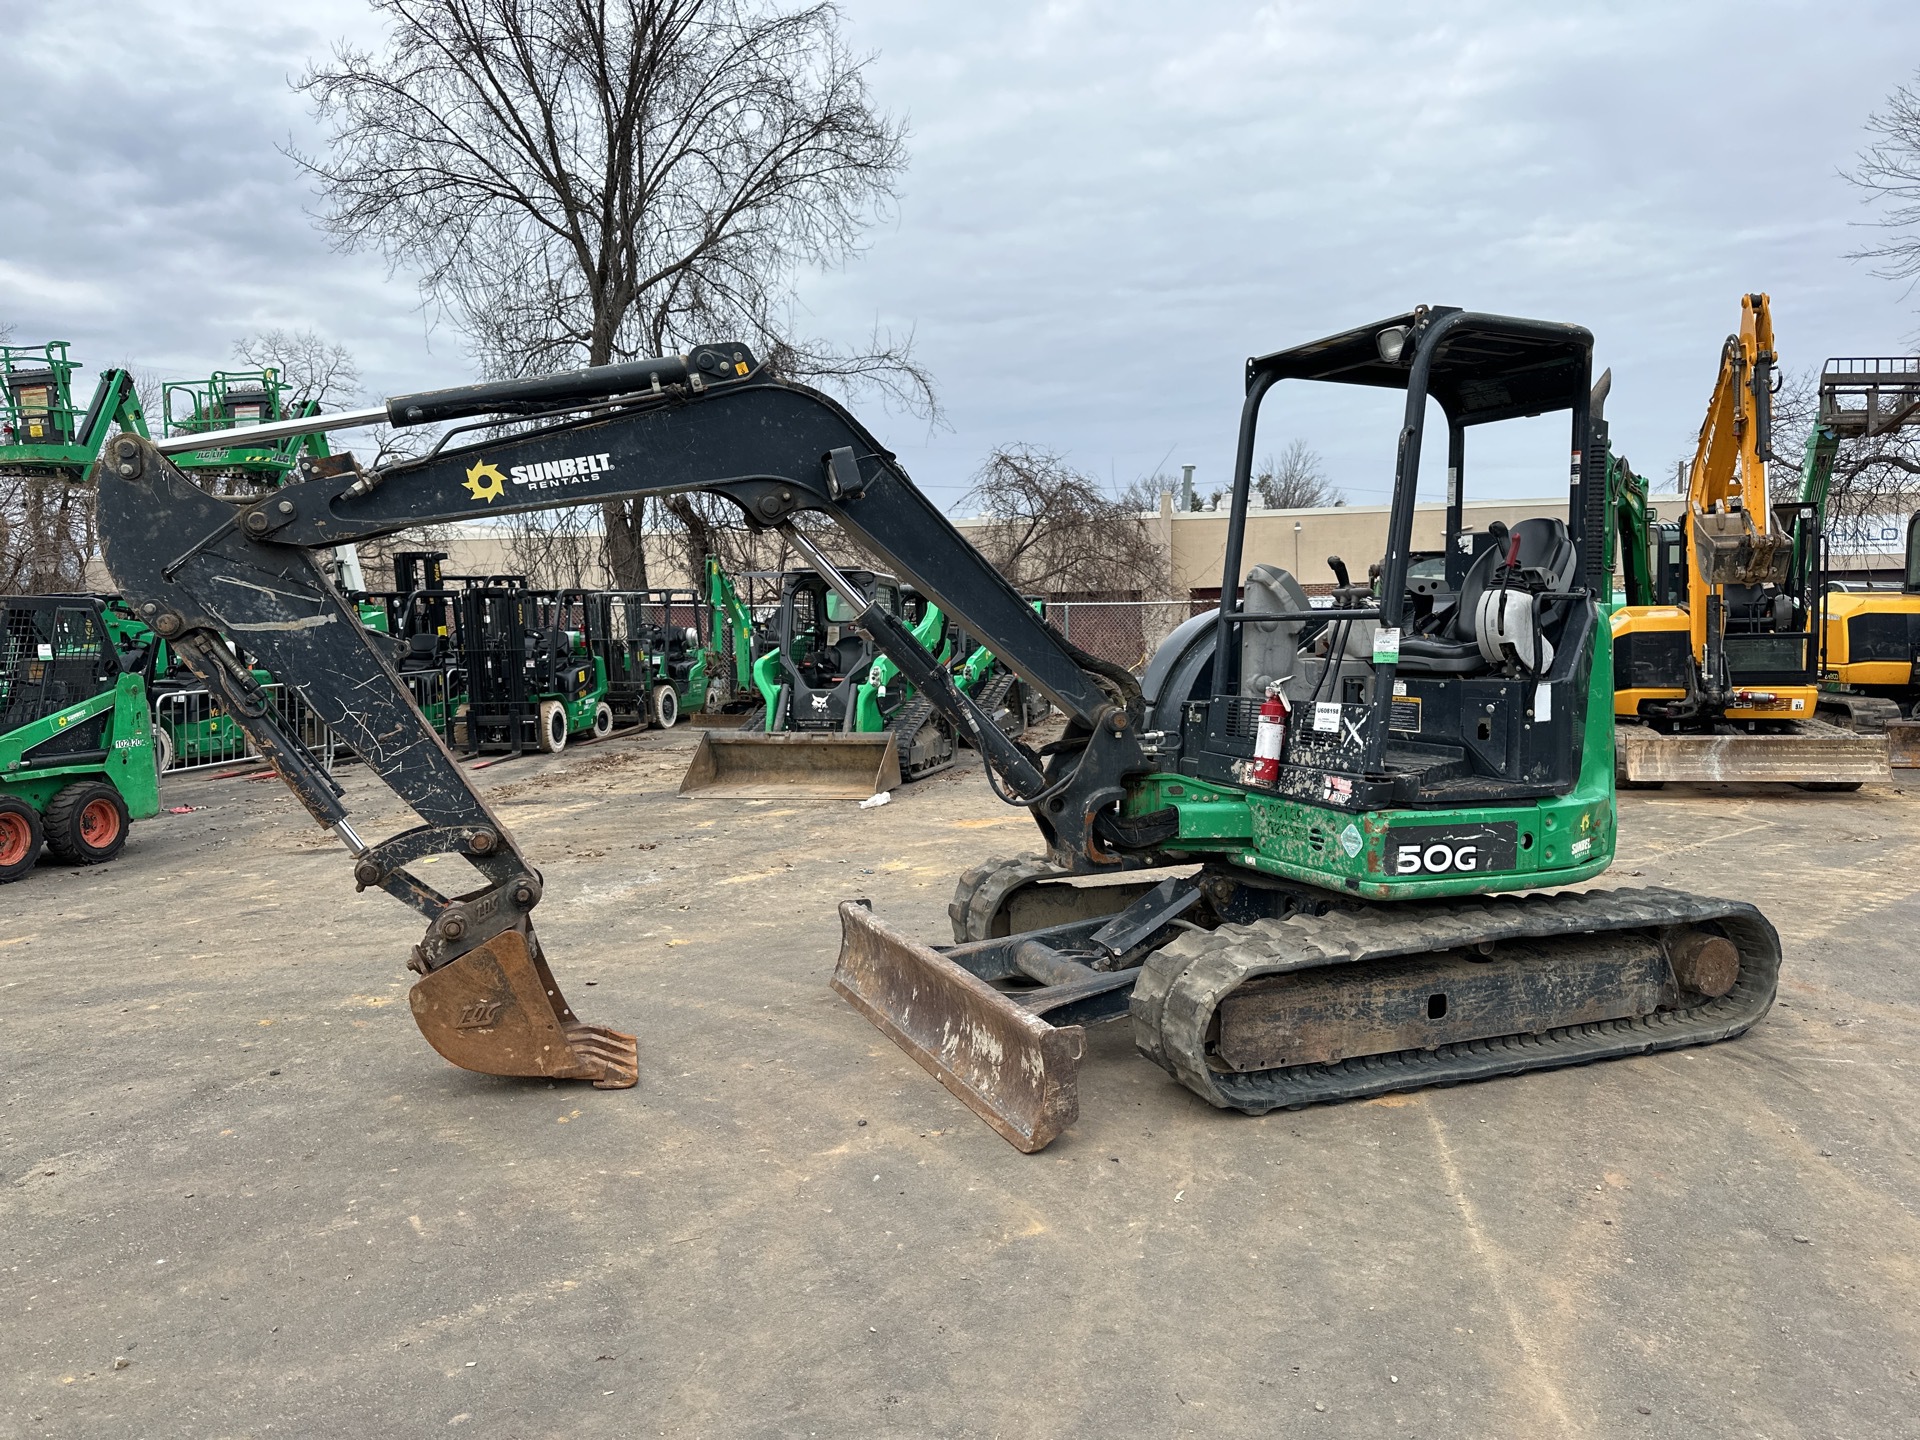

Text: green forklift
xmin=0 ymin=595 xmax=161 ymax=880
xmin=586 ymin=556 xmax=758 ymax=730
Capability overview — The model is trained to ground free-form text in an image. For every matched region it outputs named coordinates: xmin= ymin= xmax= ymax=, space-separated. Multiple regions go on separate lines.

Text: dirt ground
xmin=3 ymin=725 xmax=1918 ymax=1439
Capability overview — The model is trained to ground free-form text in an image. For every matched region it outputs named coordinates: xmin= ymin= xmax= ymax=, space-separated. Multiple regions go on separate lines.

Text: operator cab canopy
xmin=1246 ymin=306 xmax=1592 ymax=425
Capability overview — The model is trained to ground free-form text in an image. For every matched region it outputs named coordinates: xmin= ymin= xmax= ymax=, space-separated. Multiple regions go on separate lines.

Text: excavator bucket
xmin=408 ymin=929 xmax=638 ymax=1088
xmin=831 ymin=902 xmax=1083 ymax=1152
xmin=1615 ymin=725 xmax=1891 ymax=786
xmin=678 ymin=730 xmax=903 ymax=800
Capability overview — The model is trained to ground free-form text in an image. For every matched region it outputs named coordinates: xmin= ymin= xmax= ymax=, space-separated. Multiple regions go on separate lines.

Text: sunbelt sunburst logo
xmin=463 ymin=460 xmax=506 ymax=502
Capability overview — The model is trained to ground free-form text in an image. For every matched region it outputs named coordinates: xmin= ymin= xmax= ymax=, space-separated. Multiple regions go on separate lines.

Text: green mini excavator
xmin=91 ymin=308 xmax=1780 ymax=1150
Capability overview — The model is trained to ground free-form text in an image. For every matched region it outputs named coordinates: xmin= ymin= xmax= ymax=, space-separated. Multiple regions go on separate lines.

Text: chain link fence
xmin=1047 ymin=598 xmax=1213 ymax=673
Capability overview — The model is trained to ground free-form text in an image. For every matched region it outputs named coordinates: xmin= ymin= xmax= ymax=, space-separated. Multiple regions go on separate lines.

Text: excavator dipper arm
xmin=94 ymin=345 xmax=1146 ymax=1089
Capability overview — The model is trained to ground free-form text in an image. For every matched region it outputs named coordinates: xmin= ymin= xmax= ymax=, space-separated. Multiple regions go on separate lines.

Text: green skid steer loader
xmin=680 ymin=567 xmax=955 ymax=798
xmin=1 ymin=596 xmax=160 ymax=881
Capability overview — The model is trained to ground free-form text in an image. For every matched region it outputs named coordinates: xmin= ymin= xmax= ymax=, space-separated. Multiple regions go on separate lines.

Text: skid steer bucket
xmin=1615 ymin=724 xmax=1891 ymax=785
xmin=678 ymin=730 xmax=903 ymax=800
xmin=409 ymin=929 xmax=638 ymax=1088
xmin=832 ymin=902 xmax=1084 ymax=1153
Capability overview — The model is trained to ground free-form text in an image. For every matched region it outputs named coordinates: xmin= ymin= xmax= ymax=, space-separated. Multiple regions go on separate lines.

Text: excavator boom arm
xmin=90 ymin=346 xmax=1148 ymax=1091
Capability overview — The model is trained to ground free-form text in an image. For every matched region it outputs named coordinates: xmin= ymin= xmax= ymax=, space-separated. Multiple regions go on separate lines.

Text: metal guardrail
xmin=153 ymin=683 xmax=337 ymax=775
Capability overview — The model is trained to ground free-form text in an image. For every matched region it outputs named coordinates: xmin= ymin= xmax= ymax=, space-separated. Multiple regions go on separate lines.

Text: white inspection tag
xmin=1314 ymin=701 xmax=1341 ymax=733
xmin=1534 ymin=681 xmax=1553 ymax=721
xmin=1372 ymin=627 xmax=1400 ymax=663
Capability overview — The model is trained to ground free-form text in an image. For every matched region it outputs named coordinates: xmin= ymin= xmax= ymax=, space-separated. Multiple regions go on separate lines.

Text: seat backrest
xmin=1445 ymin=517 xmax=1575 ymax=643
xmin=834 ymin=635 xmax=868 ymax=675
xmin=1241 ymin=564 xmax=1309 ymax=695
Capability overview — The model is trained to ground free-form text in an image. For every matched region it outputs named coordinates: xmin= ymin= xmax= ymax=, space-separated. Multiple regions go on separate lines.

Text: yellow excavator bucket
xmin=678 ymin=730 xmax=903 ymax=800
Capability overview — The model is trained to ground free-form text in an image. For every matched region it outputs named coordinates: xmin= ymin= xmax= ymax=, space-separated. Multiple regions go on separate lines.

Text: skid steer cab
xmin=1 ymin=594 xmax=161 ymax=881
xmin=680 ymin=567 xmax=957 ymax=798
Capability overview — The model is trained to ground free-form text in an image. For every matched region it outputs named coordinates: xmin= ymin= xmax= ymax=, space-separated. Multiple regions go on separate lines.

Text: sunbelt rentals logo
xmin=461 ymin=452 xmax=615 ymax=503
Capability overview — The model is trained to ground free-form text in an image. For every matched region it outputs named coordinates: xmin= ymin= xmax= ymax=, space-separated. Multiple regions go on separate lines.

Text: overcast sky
xmin=4 ymin=1 xmax=1918 ymax=513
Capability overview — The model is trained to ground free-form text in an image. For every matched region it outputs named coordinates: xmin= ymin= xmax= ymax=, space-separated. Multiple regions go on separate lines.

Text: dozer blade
xmin=1615 ymin=724 xmax=1890 ymax=785
xmin=831 ymin=902 xmax=1084 ymax=1153
xmin=1886 ymin=720 xmax=1920 ymax=768
xmin=678 ymin=730 xmax=904 ymax=800
xmin=409 ymin=929 xmax=638 ymax=1088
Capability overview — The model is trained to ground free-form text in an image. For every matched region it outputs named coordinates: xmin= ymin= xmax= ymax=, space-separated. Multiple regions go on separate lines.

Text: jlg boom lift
xmin=94 ymin=310 xmax=1780 ymax=1150
xmin=1 ymin=341 xmax=149 ymax=476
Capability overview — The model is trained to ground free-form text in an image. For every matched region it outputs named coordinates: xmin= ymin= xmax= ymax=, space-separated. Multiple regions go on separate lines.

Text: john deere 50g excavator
xmin=94 ymin=308 xmax=1780 ymax=1151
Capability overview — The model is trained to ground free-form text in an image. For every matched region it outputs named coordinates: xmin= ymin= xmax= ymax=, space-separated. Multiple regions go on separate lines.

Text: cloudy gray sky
xmin=4 ymin=1 xmax=1918 ymax=512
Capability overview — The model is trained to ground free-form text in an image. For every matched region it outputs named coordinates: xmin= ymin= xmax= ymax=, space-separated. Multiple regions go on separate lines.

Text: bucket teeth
xmin=408 ymin=928 xmax=637 ymax=1089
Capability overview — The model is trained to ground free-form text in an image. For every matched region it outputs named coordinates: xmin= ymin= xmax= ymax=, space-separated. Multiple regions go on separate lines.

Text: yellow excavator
xmin=1608 ymin=294 xmax=1891 ymax=787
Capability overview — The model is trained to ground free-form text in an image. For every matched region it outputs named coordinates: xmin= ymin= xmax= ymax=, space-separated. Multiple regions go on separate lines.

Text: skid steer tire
xmin=154 ymin=725 xmax=175 ymax=776
xmin=43 ymin=782 xmax=130 ymax=866
xmin=537 ymin=700 xmax=569 ymax=754
xmin=592 ymin=701 xmax=616 ymax=740
xmin=0 ymin=796 xmax=44 ymax=882
xmin=651 ymin=684 xmax=680 ymax=730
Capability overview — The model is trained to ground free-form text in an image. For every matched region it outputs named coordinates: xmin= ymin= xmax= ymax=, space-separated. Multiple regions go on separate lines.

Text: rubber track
xmin=948 ymin=853 xmax=1067 ymax=943
xmin=974 ymin=672 xmax=1021 ymax=739
xmin=1822 ymin=695 xmax=1903 ymax=733
xmin=1130 ymin=886 xmax=1780 ymax=1113
xmin=884 ymin=696 xmax=956 ymax=783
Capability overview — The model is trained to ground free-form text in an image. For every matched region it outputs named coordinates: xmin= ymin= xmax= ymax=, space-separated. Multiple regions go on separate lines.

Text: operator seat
xmin=1396 ymin=518 xmax=1576 ymax=675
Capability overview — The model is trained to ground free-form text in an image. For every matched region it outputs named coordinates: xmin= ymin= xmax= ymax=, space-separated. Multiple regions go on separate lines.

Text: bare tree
xmin=292 ymin=0 xmax=934 ymax=589
xmin=1769 ymin=363 xmax=1920 ymax=577
xmin=1848 ymin=68 xmax=1920 ymax=294
xmin=0 ymin=481 xmax=95 ymax=595
xmin=1254 ymin=438 xmax=1341 ymax=509
xmin=961 ymin=445 xmax=1168 ymax=599
xmin=232 ymin=328 xmax=362 ymax=412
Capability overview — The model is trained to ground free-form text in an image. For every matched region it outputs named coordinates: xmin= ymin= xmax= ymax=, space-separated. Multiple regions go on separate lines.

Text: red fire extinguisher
xmin=1248 ymin=684 xmax=1290 ymax=787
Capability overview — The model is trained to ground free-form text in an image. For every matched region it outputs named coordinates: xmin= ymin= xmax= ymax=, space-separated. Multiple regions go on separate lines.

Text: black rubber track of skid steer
xmin=884 ymin=695 xmax=957 ymax=783
xmin=1130 ymin=886 xmax=1780 ymax=1113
